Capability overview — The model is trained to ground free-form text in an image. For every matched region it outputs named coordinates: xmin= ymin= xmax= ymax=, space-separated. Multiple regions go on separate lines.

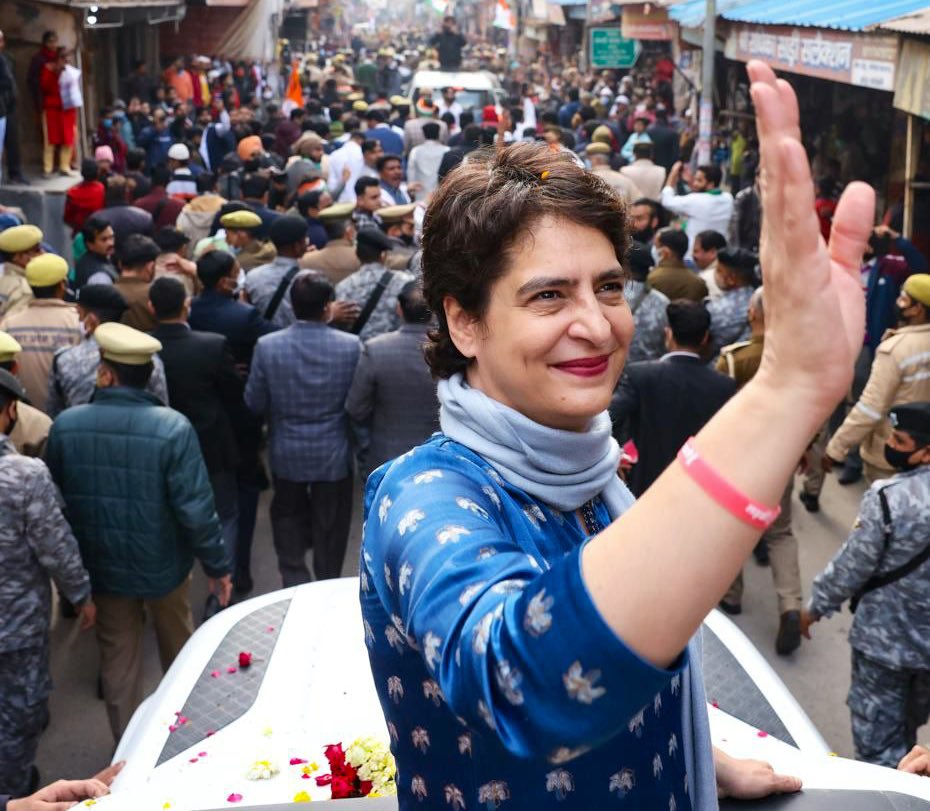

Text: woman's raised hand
xmin=748 ymin=60 xmax=873 ymax=424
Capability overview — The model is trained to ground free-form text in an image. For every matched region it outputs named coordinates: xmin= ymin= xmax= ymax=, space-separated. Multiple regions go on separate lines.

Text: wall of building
xmin=159 ymin=5 xmax=242 ymax=58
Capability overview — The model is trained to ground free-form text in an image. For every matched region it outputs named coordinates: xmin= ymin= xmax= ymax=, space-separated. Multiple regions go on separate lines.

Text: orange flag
xmin=283 ymin=60 xmax=303 ymax=113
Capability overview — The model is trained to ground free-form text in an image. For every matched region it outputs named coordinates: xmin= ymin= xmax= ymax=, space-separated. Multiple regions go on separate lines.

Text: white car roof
xmin=410 ymin=70 xmax=499 ymax=91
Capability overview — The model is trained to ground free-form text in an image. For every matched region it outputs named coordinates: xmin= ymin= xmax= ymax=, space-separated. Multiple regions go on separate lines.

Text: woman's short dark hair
xmin=422 ymin=142 xmax=628 ymax=379
xmin=197 ymin=249 xmax=236 ymax=289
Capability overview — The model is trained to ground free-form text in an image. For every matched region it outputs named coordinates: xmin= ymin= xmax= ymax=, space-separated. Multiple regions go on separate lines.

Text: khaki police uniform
xmin=717 ymin=334 xmax=803 ymax=617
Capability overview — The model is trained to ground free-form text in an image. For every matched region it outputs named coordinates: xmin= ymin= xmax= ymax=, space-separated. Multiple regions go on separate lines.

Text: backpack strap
xmin=263 ymin=265 xmax=301 ymax=322
xmin=351 ymin=270 xmax=393 ymax=335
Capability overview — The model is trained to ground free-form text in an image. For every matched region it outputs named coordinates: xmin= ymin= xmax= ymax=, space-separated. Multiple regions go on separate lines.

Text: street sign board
xmin=589 ymin=27 xmax=641 ymax=69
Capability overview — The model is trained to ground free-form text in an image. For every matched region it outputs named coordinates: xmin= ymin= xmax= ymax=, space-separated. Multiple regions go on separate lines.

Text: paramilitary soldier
xmin=0 ymin=368 xmax=93 ymax=795
xmin=802 ymin=401 xmax=930 ymax=767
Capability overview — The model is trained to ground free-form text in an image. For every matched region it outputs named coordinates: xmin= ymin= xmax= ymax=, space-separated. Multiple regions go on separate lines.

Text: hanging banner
xmin=493 ymin=0 xmax=515 ymax=30
xmin=621 ymin=4 xmax=676 ymax=41
xmin=894 ymin=38 xmax=930 ymax=119
xmin=725 ymin=24 xmax=898 ymax=91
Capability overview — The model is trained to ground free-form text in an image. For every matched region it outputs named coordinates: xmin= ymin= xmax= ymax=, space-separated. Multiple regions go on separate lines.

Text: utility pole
xmin=697 ymin=0 xmax=715 ymax=165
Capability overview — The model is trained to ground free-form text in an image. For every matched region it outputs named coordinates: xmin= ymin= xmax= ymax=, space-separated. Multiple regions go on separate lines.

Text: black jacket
xmin=610 ymin=354 xmax=737 ymax=497
xmin=74 ymin=251 xmax=118 ymax=290
xmin=150 ymin=323 xmax=243 ymax=475
xmin=646 ymin=122 xmax=680 ymax=172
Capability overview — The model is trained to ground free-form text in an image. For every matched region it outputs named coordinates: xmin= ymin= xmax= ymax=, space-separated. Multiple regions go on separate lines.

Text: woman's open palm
xmin=749 ymin=60 xmax=873 ymax=414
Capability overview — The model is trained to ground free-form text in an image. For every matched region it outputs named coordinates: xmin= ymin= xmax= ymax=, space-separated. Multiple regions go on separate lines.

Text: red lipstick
xmin=553 ymin=355 xmax=610 ymax=377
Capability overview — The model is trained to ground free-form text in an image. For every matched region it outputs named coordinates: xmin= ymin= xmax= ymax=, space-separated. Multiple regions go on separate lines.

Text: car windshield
xmin=430 ymin=88 xmax=489 ymax=111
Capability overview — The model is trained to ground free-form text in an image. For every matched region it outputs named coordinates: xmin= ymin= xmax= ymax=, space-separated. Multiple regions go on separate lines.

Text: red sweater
xmin=64 ymin=180 xmax=105 ymax=232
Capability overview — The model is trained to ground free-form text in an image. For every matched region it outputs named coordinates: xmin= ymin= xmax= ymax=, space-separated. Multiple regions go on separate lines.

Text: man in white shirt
xmin=621 ymin=142 xmax=666 ymax=202
xmin=436 ymin=87 xmax=463 ymax=127
xmin=407 ymin=122 xmax=449 ymax=199
xmin=327 ymin=130 xmax=367 ymax=203
xmin=660 ymin=161 xmax=734 ymax=259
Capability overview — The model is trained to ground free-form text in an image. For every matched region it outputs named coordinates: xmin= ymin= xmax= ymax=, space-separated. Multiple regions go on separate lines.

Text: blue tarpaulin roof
xmin=668 ymin=0 xmax=930 ymax=31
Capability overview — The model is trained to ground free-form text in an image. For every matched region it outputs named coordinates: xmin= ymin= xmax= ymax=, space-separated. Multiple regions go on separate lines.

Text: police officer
xmin=802 ymin=401 xmax=930 ymax=767
xmin=221 ymin=209 xmax=276 ymax=273
xmin=377 ymin=202 xmax=418 ymax=271
xmin=717 ymin=287 xmax=805 ymax=655
xmin=0 ymin=224 xmax=42 ymax=319
xmin=0 ymin=368 xmax=93 ymax=795
xmin=0 ymin=331 xmax=51 ymax=457
xmin=299 ymin=202 xmax=361 ymax=286
xmin=0 ymin=254 xmax=81 ymax=412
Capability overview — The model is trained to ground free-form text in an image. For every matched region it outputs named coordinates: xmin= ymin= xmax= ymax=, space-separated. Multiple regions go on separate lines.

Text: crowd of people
xmin=0 ymin=21 xmax=929 ymax=809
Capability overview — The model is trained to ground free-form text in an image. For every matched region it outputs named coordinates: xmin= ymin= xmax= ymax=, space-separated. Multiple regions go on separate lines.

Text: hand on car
xmin=898 ymin=745 xmax=930 ymax=776
xmin=8 ymin=778 xmax=111 ymax=811
xmin=714 ymin=748 xmax=802 ymax=799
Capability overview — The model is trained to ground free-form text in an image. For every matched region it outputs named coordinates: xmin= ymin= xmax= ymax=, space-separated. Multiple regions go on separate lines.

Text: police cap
xmin=904 ymin=274 xmax=930 ymax=308
xmin=25 ymin=254 xmax=68 ymax=288
xmin=0 ymin=369 xmax=28 ymax=404
xmin=318 ymin=202 xmax=355 ymax=222
xmin=377 ymin=203 xmax=417 ymax=224
xmin=0 ymin=225 xmax=43 ymax=255
xmin=77 ymin=284 xmax=128 ymax=321
xmin=0 ymin=331 xmax=22 ymax=363
xmin=586 ymin=142 xmax=611 ymax=156
xmin=269 ymin=215 xmax=308 ymax=248
xmin=221 ymin=210 xmax=263 ymax=231
xmin=95 ymin=322 xmax=162 ymax=366
xmin=890 ymin=402 xmax=930 ymax=445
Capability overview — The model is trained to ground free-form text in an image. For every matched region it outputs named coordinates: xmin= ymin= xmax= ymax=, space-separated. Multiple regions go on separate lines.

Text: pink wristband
xmin=677 ymin=438 xmax=781 ymax=530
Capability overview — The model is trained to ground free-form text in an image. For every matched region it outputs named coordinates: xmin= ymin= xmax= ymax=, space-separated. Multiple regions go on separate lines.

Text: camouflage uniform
xmin=242 ymin=256 xmax=304 ymax=329
xmin=335 ymin=262 xmax=414 ymax=341
xmin=0 ymin=434 xmax=91 ymax=794
xmin=706 ymin=285 xmax=752 ymax=356
xmin=46 ymin=336 xmax=169 ymax=418
xmin=808 ymin=465 xmax=930 ymax=767
xmin=625 ymin=279 xmax=669 ymax=363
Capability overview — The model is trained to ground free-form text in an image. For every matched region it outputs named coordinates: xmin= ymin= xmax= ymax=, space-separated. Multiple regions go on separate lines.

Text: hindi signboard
xmin=589 ymin=27 xmax=641 ymax=70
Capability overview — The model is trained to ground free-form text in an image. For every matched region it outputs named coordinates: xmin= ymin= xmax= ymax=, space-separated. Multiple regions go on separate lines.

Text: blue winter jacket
xmin=46 ymin=386 xmax=229 ymax=598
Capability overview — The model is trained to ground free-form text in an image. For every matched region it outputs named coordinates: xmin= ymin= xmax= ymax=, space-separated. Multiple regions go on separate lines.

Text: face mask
xmin=897 ymin=303 xmax=918 ymax=325
xmin=884 ymin=443 xmax=923 ymax=471
xmin=79 ymin=319 xmax=90 ymax=340
xmin=103 ymin=118 xmax=113 ymax=128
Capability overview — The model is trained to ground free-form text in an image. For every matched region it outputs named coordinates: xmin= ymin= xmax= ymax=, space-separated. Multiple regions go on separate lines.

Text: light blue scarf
xmin=437 ymin=372 xmax=631 ymax=515
xmin=437 ymin=371 xmax=718 ymax=809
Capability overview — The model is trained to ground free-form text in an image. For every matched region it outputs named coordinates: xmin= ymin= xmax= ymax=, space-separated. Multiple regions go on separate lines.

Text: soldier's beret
xmin=586 ymin=142 xmax=611 ymax=156
xmin=890 ymin=402 xmax=930 ymax=444
xmin=356 ymin=227 xmax=393 ymax=252
xmin=269 ymin=215 xmax=309 ymax=247
xmin=904 ymin=274 xmax=930 ymax=308
xmin=77 ymin=284 xmax=128 ymax=318
xmin=0 ymin=368 xmax=29 ymax=404
xmin=95 ymin=322 xmax=162 ymax=366
xmin=25 ymin=254 xmax=68 ymax=288
xmin=318 ymin=202 xmax=356 ymax=222
xmin=352 ymin=100 xmax=369 ymax=113
xmin=377 ymin=203 xmax=417 ymax=223
xmin=0 ymin=331 xmax=22 ymax=363
xmin=0 ymin=224 xmax=43 ymax=255
xmin=390 ymin=95 xmax=410 ymax=107
xmin=221 ymin=210 xmax=263 ymax=231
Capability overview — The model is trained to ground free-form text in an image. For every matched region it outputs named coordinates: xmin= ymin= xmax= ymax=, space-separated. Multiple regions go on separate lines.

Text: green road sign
xmin=589 ymin=27 xmax=641 ymax=70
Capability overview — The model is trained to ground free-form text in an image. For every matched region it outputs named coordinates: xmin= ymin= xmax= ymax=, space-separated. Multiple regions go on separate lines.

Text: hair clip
xmin=540 ymin=170 xmax=550 ymax=181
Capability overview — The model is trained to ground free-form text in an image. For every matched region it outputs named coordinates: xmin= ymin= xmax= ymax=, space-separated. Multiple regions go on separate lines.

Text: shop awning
xmin=872 ymin=5 xmax=930 ymax=33
xmin=667 ymin=0 xmax=930 ymax=31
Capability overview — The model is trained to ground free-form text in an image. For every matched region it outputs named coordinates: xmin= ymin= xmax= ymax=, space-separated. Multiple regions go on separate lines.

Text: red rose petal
xmin=227 ymin=794 xmax=243 ymax=803
xmin=266 ymin=626 xmax=275 ymax=632
xmin=168 ymin=725 xmax=177 ymax=733
xmin=757 ymin=730 xmax=769 ymax=737
xmin=189 ymin=758 xmax=199 ymax=763
xmin=227 ymin=666 xmax=237 ymax=674
xmin=315 ymin=775 xmax=333 ymax=787
xmin=301 ymin=774 xmax=311 ymax=780
xmin=206 ymin=730 xmax=216 ymax=737
xmin=290 ymin=758 xmax=307 ymax=765
xmin=211 ymin=670 xmax=222 ymax=678
xmin=199 ymin=751 xmax=208 ymax=757
xmin=238 ymin=652 xmax=252 ymax=668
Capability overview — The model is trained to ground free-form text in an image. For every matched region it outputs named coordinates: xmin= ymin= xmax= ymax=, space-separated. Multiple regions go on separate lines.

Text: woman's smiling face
xmin=446 ymin=215 xmax=633 ymax=432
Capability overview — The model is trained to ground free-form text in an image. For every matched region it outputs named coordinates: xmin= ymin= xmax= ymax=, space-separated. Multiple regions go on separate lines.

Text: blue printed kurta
xmin=360 ymin=434 xmax=693 ymax=809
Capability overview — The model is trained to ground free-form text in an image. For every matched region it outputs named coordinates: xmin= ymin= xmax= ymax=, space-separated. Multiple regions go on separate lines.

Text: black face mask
xmin=884 ymin=443 xmax=924 ymax=471
xmin=897 ymin=303 xmax=919 ymax=325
